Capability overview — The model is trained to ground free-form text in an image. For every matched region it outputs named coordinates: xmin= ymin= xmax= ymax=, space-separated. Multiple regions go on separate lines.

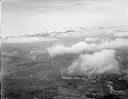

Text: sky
xmin=2 ymin=0 xmax=128 ymax=36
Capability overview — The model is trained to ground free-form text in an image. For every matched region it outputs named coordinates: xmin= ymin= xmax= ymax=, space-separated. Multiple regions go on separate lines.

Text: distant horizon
xmin=2 ymin=25 xmax=128 ymax=37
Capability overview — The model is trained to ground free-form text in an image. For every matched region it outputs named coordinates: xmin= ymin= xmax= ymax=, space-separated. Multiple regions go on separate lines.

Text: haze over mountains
xmin=2 ymin=26 xmax=128 ymax=77
xmin=2 ymin=26 xmax=128 ymax=43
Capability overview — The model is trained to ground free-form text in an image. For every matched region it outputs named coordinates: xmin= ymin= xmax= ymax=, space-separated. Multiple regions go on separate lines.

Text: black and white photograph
xmin=1 ymin=0 xmax=128 ymax=99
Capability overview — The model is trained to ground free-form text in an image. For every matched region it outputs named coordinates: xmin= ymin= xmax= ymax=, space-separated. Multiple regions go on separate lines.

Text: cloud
xmin=2 ymin=37 xmax=59 ymax=43
xmin=99 ymin=38 xmax=128 ymax=49
xmin=114 ymin=32 xmax=128 ymax=37
xmin=47 ymin=41 xmax=96 ymax=56
xmin=47 ymin=38 xmax=128 ymax=57
xmin=84 ymin=37 xmax=99 ymax=42
xmin=66 ymin=49 xmax=119 ymax=75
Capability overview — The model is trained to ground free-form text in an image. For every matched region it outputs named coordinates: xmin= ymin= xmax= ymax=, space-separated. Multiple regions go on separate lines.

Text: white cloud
xmin=2 ymin=37 xmax=59 ymax=43
xmin=47 ymin=38 xmax=128 ymax=57
xmin=66 ymin=49 xmax=119 ymax=75
xmin=47 ymin=41 xmax=96 ymax=57
xmin=99 ymin=38 xmax=128 ymax=49
xmin=84 ymin=37 xmax=99 ymax=42
xmin=114 ymin=32 xmax=128 ymax=37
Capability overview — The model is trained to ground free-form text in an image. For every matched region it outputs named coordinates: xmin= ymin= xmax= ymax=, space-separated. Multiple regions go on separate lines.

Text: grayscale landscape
xmin=1 ymin=0 xmax=128 ymax=99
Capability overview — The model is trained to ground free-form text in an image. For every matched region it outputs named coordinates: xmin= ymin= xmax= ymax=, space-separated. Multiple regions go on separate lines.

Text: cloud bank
xmin=2 ymin=37 xmax=58 ymax=43
xmin=47 ymin=38 xmax=128 ymax=57
xmin=114 ymin=32 xmax=128 ymax=37
xmin=84 ymin=37 xmax=99 ymax=42
xmin=66 ymin=49 xmax=119 ymax=75
xmin=47 ymin=41 xmax=96 ymax=56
